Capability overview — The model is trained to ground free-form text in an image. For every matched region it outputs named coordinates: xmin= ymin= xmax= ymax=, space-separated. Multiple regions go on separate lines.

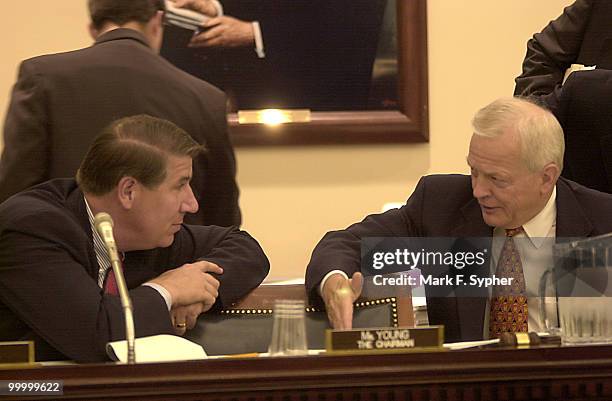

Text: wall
xmin=0 ymin=0 xmax=573 ymax=281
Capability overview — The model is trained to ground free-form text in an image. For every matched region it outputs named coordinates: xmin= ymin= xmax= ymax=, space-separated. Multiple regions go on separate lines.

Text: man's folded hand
xmin=171 ymin=302 xmax=206 ymax=335
xmin=150 ymin=260 xmax=222 ymax=307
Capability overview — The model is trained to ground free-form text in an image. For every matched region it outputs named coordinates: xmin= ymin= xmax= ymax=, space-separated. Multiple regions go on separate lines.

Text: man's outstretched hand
xmin=321 ymin=272 xmax=363 ymax=330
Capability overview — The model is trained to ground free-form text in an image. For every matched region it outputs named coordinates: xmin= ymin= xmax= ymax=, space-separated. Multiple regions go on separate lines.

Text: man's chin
xmin=481 ymin=211 xmax=505 ymax=228
xmin=158 ymin=236 xmax=175 ymax=249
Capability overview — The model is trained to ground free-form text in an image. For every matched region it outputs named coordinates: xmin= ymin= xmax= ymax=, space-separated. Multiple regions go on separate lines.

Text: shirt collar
xmin=523 ymin=186 xmax=557 ymax=247
xmin=493 ymin=186 xmax=557 ymax=248
xmin=84 ymin=196 xmax=102 ymax=244
xmin=84 ymin=196 xmax=112 ymax=287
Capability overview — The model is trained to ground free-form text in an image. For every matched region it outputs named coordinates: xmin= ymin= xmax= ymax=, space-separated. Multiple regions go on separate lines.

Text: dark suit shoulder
xmin=416 ymin=174 xmax=474 ymax=207
xmin=24 ymin=37 xmax=224 ymax=99
xmin=418 ymin=174 xmax=471 ymax=191
xmin=561 ymin=177 xmax=612 ymax=210
xmin=159 ymin=57 xmax=225 ymax=97
xmin=0 ymin=179 xmax=84 ymax=233
xmin=155 ymin=56 xmax=228 ymax=113
xmin=21 ymin=46 xmax=95 ymax=74
xmin=557 ymin=177 xmax=612 ymax=235
xmin=401 ymin=174 xmax=477 ymax=236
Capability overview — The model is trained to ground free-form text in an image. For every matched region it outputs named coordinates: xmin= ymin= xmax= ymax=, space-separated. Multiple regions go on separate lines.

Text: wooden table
xmin=2 ymin=345 xmax=612 ymax=400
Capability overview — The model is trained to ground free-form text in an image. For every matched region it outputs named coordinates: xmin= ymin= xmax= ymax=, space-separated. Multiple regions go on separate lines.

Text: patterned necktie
xmin=489 ymin=227 xmax=528 ymax=338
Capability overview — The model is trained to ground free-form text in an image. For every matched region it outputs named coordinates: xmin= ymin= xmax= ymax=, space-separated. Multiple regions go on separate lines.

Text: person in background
xmin=0 ymin=0 xmax=240 ymax=227
xmin=514 ymin=0 xmax=612 ymax=111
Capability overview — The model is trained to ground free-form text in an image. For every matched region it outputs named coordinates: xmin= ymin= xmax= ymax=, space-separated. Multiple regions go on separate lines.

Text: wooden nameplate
xmin=0 ymin=341 xmax=34 ymax=365
xmin=326 ymin=326 xmax=444 ymax=354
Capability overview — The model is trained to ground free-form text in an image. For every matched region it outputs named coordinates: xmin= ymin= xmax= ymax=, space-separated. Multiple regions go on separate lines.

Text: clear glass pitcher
xmin=540 ymin=234 xmax=612 ymax=344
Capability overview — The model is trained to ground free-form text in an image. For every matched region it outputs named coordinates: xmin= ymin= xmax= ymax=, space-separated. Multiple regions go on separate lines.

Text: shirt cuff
xmin=211 ymin=0 xmax=223 ymax=16
xmin=142 ymin=282 xmax=173 ymax=311
xmin=319 ymin=270 xmax=349 ymax=296
xmin=252 ymin=21 xmax=265 ymax=58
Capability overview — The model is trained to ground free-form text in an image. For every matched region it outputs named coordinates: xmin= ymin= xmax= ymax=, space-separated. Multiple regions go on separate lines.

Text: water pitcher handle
xmin=538 ymin=268 xmax=556 ymax=332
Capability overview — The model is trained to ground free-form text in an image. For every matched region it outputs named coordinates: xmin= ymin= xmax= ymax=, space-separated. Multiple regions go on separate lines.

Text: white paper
xmin=165 ymin=1 xmax=209 ymax=25
xmin=443 ymin=338 xmax=499 ymax=350
xmin=106 ymin=334 xmax=207 ymax=363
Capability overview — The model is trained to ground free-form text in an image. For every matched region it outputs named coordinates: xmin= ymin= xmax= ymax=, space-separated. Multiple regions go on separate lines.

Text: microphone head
xmin=94 ymin=212 xmax=118 ymax=254
xmin=94 ymin=212 xmax=114 ymax=230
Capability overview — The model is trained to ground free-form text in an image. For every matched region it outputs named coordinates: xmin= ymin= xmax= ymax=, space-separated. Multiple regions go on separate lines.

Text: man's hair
xmin=77 ymin=115 xmax=205 ymax=195
xmin=88 ymin=0 xmax=165 ymax=30
xmin=471 ymin=97 xmax=564 ymax=172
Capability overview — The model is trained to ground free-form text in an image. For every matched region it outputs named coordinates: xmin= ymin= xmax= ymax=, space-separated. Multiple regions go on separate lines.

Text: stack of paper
xmin=165 ymin=0 xmax=208 ymax=31
xmin=107 ymin=335 xmax=207 ymax=363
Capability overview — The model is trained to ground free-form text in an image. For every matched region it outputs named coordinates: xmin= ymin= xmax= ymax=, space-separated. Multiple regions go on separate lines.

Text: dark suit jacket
xmin=514 ymin=0 xmax=612 ymax=109
xmin=0 ymin=28 xmax=240 ymax=227
xmin=0 ymin=179 xmax=269 ymax=362
xmin=161 ymin=0 xmax=386 ymax=111
xmin=305 ymin=174 xmax=612 ymax=342
xmin=552 ymin=69 xmax=612 ymax=194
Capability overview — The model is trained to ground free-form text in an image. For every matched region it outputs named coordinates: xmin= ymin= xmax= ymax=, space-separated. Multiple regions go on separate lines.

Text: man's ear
xmin=540 ymin=162 xmax=560 ymax=195
xmin=153 ymin=10 xmax=164 ymax=29
xmin=116 ymin=177 xmax=138 ymax=209
xmin=88 ymin=23 xmax=99 ymax=40
xmin=147 ymin=10 xmax=165 ymax=53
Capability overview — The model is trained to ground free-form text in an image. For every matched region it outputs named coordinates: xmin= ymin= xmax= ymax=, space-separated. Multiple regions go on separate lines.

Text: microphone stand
xmin=96 ymin=212 xmax=136 ymax=364
xmin=110 ymin=256 xmax=136 ymax=364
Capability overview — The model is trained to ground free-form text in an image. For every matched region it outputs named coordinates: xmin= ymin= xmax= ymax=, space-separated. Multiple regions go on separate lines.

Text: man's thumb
xmin=350 ymin=272 xmax=364 ymax=300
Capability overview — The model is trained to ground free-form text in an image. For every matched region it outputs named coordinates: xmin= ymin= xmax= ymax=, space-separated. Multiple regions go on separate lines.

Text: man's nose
xmin=472 ymin=175 xmax=490 ymax=199
xmin=181 ymin=185 xmax=199 ymax=214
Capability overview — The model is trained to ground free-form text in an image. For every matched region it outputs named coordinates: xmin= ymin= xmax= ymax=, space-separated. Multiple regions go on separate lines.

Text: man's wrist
xmin=319 ymin=270 xmax=349 ymax=297
xmin=143 ymin=282 xmax=173 ymax=310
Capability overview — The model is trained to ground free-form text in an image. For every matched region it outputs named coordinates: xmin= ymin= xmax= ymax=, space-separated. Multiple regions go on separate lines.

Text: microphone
xmin=94 ymin=212 xmax=136 ymax=364
xmin=94 ymin=212 xmax=120 ymax=263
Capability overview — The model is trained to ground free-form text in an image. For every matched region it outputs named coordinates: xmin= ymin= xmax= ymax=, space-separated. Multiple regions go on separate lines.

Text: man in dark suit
xmin=514 ymin=0 xmax=612 ymax=109
xmin=305 ymin=97 xmax=612 ymax=341
xmin=0 ymin=115 xmax=269 ymax=362
xmin=551 ymin=69 xmax=612 ymax=194
xmin=164 ymin=0 xmax=387 ymax=111
xmin=0 ymin=0 xmax=240 ymax=227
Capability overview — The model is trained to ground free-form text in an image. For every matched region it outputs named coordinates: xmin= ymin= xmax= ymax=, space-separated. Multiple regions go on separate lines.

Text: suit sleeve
xmin=0 ymin=61 xmax=50 ymax=203
xmin=305 ymin=177 xmax=428 ymax=303
xmin=0 ymin=211 xmax=174 ymax=362
xmin=513 ymin=0 xmax=593 ymax=105
xmin=169 ymin=224 xmax=270 ymax=308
